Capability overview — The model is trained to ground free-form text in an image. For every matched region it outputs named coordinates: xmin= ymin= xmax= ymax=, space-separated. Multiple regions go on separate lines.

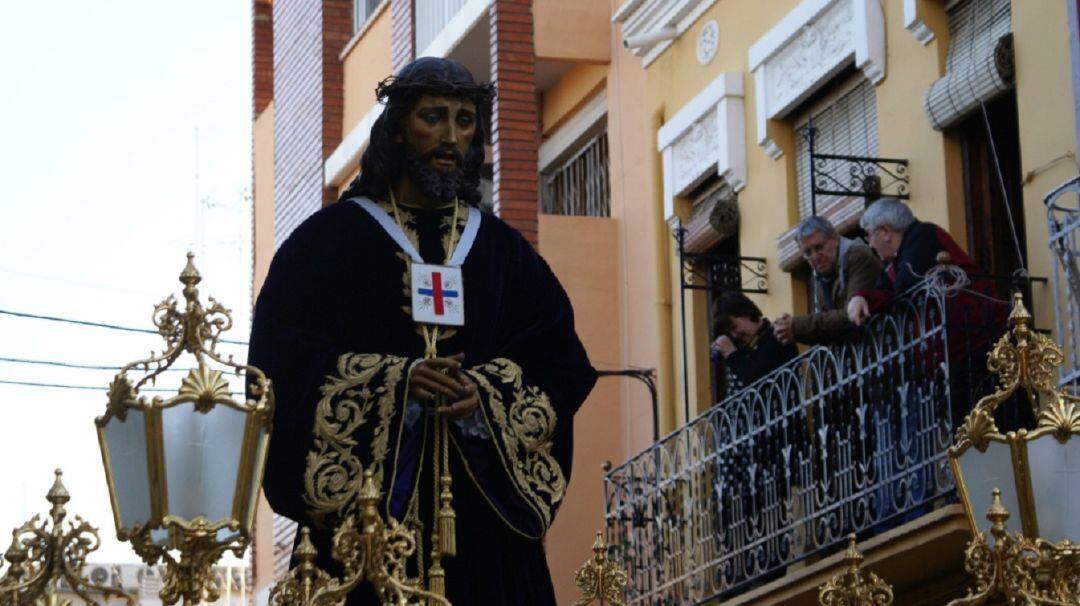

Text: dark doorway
xmin=957 ymin=91 xmax=1027 ymax=277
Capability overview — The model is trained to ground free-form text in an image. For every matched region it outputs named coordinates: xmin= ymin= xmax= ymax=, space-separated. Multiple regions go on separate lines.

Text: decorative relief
xmin=766 ymin=0 xmax=853 ymax=115
xmin=750 ymin=0 xmax=885 ymax=158
xmin=697 ymin=20 xmax=719 ymax=65
xmin=673 ymin=111 xmax=719 ymax=194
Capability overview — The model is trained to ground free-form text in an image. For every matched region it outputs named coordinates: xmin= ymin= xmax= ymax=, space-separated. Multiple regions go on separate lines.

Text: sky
xmin=0 ymin=1 xmax=253 ymax=564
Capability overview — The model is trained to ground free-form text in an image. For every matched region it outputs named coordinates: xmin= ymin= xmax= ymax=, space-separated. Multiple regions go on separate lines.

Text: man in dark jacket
xmin=844 ymin=197 xmax=1020 ymax=428
xmin=846 ymin=198 xmax=984 ymax=323
xmin=774 ymin=216 xmax=882 ymax=345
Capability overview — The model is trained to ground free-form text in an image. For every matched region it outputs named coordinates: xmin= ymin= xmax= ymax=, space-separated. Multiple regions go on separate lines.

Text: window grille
xmin=540 ymin=130 xmax=611 ymax=217
xmin=794 ymin=79 xmax=878 ymax=218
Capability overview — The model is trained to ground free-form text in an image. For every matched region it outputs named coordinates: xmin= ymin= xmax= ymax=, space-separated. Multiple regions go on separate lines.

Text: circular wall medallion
xmin=697 ymin=20 xmax=719 ymax=65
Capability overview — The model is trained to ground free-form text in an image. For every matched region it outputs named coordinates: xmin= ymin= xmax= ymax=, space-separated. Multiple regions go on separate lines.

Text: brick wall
xmin=489 ymin=0 xmax=540 ymax=245
xmin=390 ymin=0 xmax=415 ymax=72
xmin=253 ymin=0 xmax=273 ymax=118
xmin=272 ymin=0 xmax=352 ymax=249
xmin=322 ymin=0 xmax=352 ymax=204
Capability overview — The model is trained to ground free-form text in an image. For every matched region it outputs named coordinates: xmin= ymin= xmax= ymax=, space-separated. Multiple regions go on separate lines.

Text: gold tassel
xmin=428 ymin=552 xmax=445 ymax=604
xmin=437 ymin=474 xmax=456 ymax=557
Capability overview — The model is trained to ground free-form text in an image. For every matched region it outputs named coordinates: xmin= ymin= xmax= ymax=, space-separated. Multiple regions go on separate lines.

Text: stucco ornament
xmin=673 ymin=114 xmax=719 ymax=194
xmin=697 ymin=20 xmax=719 ymax=65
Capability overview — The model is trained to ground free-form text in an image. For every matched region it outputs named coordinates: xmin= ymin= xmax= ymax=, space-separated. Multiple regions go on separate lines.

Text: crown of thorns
xmin=375 ymin=74 xmax=496 ymax=106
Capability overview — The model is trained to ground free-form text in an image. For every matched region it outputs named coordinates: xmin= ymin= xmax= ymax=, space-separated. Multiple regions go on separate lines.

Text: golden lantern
xmin=948 ymin=293 xmax=1080 ymax=604
xmin=95 ymin=254 xmax=273 ymax=605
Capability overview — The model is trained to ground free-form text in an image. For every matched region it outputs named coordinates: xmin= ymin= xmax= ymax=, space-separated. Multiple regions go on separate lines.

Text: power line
xmin=0 ymin=356 xmax=189 ymax=372
xmin=0 ymin=308 xmax=249 ymax=346
xmin=0 ymin=379 xmax=179 ymax=393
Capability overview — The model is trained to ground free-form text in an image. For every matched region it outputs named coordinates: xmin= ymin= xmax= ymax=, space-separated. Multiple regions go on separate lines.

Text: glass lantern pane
xmin=1026 ymin=433 xmax=1080 ymax=543
xmin=237 ymin=424 xmax=271 ymax=528
xmin=101 ymin=410 xmax=152 ymax=530
xmin=161 ymin=404 xmax=246 ymax=523
xmin=957 ymin=440 xmax=1022 ymax=535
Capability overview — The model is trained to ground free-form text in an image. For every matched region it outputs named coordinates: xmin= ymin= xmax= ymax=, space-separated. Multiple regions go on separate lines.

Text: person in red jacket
xmin=845 ymin=197 xmax=1022 ymax=429
xmin=846 ymin=198 xmax=982 ymax=323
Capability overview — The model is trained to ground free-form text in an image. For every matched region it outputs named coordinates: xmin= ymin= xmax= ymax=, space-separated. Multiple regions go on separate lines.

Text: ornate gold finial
xmin=1009 ymin=291 xmax=1031 ymax=326
xmin=46 ymin=468 xmax=70 ymax=523
xmin=946 ymin=489 xmax=1080 ymax=605
xmin=269 ymin=477 xmax=449 ymax=606
xmin=573 ymin=531 xmax=628 ymax=606
xmin=986 ymin=488 xmax=1010 ymax=542
xmin=179 ymin=251 xmax=201 ymax=304
xmin=818 ymin=534 xmax=893 ymax=605
xmin=0 ymin=470 xmax=136 ymax=605
xmin=951 ymin=293 xmax=1067 ymax=455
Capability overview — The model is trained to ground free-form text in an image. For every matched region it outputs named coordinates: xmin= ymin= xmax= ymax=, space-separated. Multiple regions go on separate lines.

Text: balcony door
xmin=957 ymin=91 xmax=1026 ymax=279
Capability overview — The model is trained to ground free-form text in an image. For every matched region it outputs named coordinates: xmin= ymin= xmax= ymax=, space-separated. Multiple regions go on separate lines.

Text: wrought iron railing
xmin=1045 ymin=175 xmax=1080 ymax=390
xmin=414 ymin=0 xmax=469 ymax=55
xmin=603 ymin=277 xmax=1013 ymax=605
xmin=540 ymin=130 xmax=611 ymax=217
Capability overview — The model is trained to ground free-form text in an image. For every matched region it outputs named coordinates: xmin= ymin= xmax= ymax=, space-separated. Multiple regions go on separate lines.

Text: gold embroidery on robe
xmin=304 ymin=353 xmax=408 ymax=526
xmin=467 ymin=358 xmax=565 ymax=529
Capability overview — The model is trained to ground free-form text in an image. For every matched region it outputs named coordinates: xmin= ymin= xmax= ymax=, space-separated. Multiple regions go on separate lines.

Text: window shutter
xmin=794 ymin=79 xmax=879 ymax=219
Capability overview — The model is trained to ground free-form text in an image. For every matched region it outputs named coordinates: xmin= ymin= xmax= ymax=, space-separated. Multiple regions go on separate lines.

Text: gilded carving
xmin=179 ymin=364 xmax=232 ymax=414
xmin=573 ymin=532 xmax=628 ymax=606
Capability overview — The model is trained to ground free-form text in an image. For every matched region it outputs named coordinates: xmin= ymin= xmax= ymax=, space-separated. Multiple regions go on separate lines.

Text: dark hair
xmin=339 ymin=57 xmax=496 ymax=206
xmin=712 ymin=291 xmax=763 ymax=335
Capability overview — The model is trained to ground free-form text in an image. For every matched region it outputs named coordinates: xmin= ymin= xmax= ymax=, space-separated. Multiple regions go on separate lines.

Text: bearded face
xmin=399 ymin=94 xmax=478 ymax=203
xmin=403 ymin=143 xmax=467 ymax=203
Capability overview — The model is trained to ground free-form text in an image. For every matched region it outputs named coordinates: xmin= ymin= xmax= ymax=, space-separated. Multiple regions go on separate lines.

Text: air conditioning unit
xmin=89 ymin=566 xmax=110 ymax=586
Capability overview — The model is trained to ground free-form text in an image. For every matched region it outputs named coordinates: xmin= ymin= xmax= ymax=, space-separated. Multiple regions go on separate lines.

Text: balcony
xmin=603 ymin=275 xmax=1027 ymax=604
xmin=414 ymin=0 xmax=471 ymax=58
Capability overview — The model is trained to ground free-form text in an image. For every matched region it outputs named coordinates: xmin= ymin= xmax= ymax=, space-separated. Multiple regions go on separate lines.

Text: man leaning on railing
xmin=773 ymin=215 xmax=883 ymax=346
xmin=844 ymin=197 xmax=1019 ymax=427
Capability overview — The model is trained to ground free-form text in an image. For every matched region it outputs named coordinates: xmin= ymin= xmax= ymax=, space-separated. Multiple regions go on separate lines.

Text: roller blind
xmin=794 ymin=79 xmax=879 ymax=219
xmin=923 ymin=0 xmax=1014 ymax=130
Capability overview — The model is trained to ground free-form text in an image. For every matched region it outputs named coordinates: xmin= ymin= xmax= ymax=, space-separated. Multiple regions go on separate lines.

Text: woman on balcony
xmin=711 ymin=291 xmax=799 ymax=393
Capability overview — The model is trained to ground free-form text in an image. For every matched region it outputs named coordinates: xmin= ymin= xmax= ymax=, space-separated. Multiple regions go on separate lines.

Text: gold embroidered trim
xmin=304 ymin=353 xmax=408 ymax=526
xmin=467 ymin=358 xmax=565 ymax=530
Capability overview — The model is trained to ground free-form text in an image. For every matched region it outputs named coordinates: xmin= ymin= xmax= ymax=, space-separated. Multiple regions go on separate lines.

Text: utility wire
xmin=0 ymin=356 xmax=189 ymax=372
xmin=0 ymin=308 xmax=249 ymax=346
xmin=0 ymin=379 xmax=179 ymax=393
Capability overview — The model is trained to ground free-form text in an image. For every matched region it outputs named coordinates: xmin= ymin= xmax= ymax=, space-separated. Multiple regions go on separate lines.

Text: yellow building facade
xmin=252 ymin=0 xmax=1080 ymax=603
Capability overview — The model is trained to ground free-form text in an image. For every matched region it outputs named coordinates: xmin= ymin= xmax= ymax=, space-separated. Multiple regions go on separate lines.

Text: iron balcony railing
xmin=1046 ymin=175 xmax=1080 ymax=390
xmin=603 ymin=277 xmax=1015 ymax=605
xmin=414 ymin=0 xmax=469 ymax=55
xmin=540 ymin=130 xmax=611 ymax=217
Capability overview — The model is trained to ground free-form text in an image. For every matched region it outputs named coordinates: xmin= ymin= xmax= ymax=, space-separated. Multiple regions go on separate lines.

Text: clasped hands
xmin=406 ymin=353 xmax=480 ymax=421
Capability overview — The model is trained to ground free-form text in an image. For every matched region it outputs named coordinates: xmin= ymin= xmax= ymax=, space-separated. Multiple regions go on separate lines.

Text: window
xmin=793 ymin=77 xmax=879 ymax=218
xmin=354 ymin=0 xmax=381 ymax=32
xmin=539 ymin=129 xmax=611 ymax=217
